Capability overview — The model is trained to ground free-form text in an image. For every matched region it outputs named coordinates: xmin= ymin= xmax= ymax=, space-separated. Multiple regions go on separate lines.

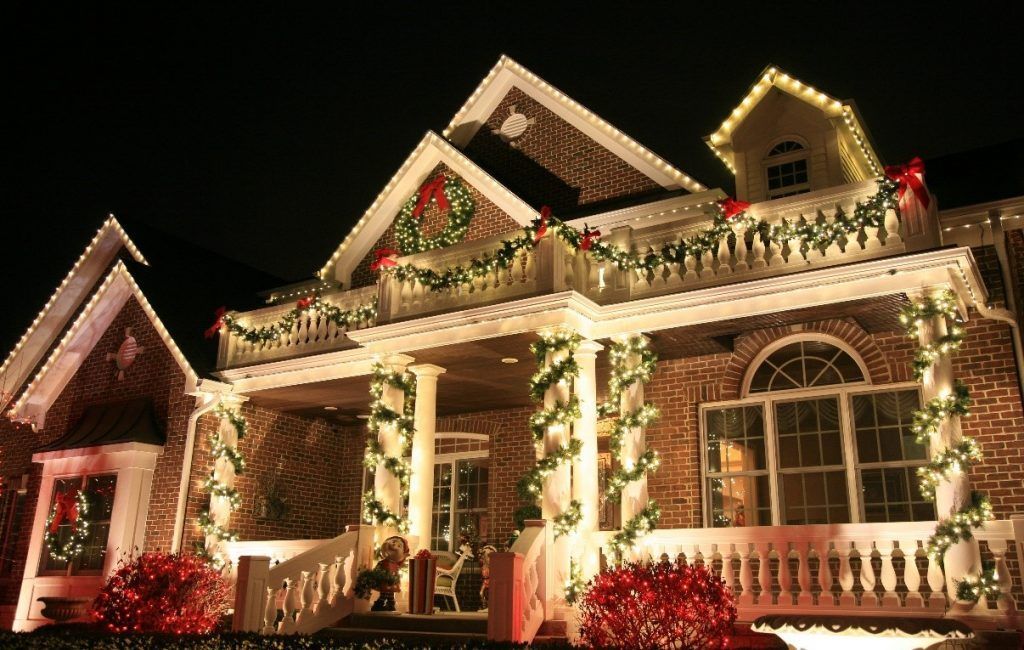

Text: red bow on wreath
xmin=412 ymin=176 xmax=450 ymax=218
xmin=718 ymin=197 xmax=751 ymax=219
xmin=371 ymin=248 xmax=400 ymax=272
xmin=580 ymin=227 xmax=602 ymax=251
xmin=204 ymin=307 xmax=227 ymax=339
xmin=49 ymin=490 xmax=81 ymax=534
xmin=296 ymin=296 xmax=314 ymax=310
xmin=534 ymin=206 xmax=552 ymax=244
xmin=885 ymin=156 xmax=930 ymax=210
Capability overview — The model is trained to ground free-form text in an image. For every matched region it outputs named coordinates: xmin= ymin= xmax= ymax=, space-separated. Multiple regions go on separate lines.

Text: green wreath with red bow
xmin=43 ymin=488 xmax=90 ymax=562
xmin=393 ymin=174 xmax=475 ymax=254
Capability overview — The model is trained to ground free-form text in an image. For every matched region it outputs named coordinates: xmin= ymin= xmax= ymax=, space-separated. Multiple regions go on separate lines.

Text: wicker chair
xmin=434 ymin=550 xmax=470 ymax=612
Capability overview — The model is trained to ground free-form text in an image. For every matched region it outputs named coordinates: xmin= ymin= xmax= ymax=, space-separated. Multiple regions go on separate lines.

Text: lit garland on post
xmin=394 ymin=175 xmax=476 ymax=254
xmin=361 ymin=362 xmax=416 ymax=533
xmin=900 ymin=290 xmax=998 ymax=602
xmin=564 ymin=558 xmax=585 ymax=605
xmin=210 ymin=296 xmax=378 ymax=344
xmin=517 ymin=331 xmax=583 ymax=539
xmin=196 ymin=403 xmax=247 ymax=569
xmin=43 ymin=489 xmax=90 ymax=562
xmin=609 ymin=502 xmax=661 ymax=557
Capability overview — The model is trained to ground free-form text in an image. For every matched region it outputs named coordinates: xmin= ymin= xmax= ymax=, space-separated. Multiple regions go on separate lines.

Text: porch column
xmin=618 ymin=333 xmax=650 ymax=560
xmin=915 ymin=289 xmax=979 ymax=597
xmin=408 ymin=363 xmax=445 ymax=553
xmin=374 ymin=353 xmax=415 ymax=538
xmin=572 ymin=340 xmax=603 ymax=579
xmin=540 ymin=328 xmax=572 ymax=600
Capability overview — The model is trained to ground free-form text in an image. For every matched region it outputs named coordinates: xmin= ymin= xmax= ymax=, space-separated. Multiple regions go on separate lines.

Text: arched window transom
xmin=748 ymin=340 xmax=864 ymax=393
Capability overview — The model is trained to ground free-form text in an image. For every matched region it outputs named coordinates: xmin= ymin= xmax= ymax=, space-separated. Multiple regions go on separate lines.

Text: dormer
xmin=705 ymin=66 xmax=883 ymax=203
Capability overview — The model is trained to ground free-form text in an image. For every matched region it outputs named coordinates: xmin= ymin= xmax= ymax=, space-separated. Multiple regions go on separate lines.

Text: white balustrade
xmin=487 ymin=520 xmax=548 ymax=644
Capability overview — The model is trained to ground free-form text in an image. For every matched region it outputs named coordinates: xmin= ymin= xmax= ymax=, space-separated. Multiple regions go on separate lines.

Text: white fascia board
xmin=563 ymin=190 xmax=725 ymax=232
xmin=322 ymin=132 xmax=538 ymax=286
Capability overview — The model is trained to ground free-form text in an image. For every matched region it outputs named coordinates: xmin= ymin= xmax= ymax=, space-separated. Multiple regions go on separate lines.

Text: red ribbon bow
xmin=580 ymin=227 xmax=602 ymax=251
xmin=534 ymin=206 xmax=551 ymax=243
xmin=884 ymin=156 xmax=930 ymax=209
xmin=204 ymin=306 xmax=227 ymax=339
xmin=371 ymin=248 xmax=400 ymax=272
xmin=296 ymin=296 xmax=314 ymax=310
xmin=718 ymin=197 xmax=751 ymax=219
xmin=412 ymin=175 xmax=450 ymax=218
xmin=49 ymin=490 xmax=80 ymax=534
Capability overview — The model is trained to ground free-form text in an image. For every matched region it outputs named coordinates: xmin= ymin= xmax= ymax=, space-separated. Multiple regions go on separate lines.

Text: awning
xmin=36 ymin=398 xmax=165 ymax=452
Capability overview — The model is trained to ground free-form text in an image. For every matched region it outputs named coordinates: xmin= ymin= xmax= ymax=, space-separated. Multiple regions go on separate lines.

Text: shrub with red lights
xmin=578 ymin=559 xmax=737 ymax=649
xmin=91 ymin=552 xmax=229 ymax=634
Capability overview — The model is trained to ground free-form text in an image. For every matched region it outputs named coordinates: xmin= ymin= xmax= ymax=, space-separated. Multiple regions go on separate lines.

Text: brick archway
xmin=721 ymin=319 xmax=892 ymax=400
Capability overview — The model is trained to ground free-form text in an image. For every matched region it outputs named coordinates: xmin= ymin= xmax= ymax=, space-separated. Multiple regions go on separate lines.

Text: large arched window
xmin=764 ymin=139 xmax=810 ymax=199
xmin=702 ymin=335 xmax=933 ymax=529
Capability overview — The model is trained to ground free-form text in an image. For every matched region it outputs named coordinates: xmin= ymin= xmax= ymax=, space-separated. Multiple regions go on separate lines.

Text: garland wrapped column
xmin=571 ymin=340 xmax=603 ymax=582
xmin=901 ymin=290 xmax=994 ymax=604
xmin=198 ymin=399 xmax=247 ymax=569
xmin=362 ymin=354 xmax=416 ymax=536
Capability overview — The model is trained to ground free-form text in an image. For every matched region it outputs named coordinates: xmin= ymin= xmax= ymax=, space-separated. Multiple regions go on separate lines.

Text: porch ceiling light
xmin=323 ymin=406 xmax=338 ymax=411
xmin=501 ymin=357 xmax=519 ymax=364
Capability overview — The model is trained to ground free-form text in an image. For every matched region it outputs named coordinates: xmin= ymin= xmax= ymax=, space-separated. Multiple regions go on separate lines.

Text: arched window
xmin=702 ymin=336 xmax=933 ymax=529
xmin=764 ymin=139 xmax=810 ymax=199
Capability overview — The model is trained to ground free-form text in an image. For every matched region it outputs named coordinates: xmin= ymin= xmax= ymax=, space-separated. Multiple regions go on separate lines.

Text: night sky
xmin=4 ymin=3 xmax=1024 ymax=354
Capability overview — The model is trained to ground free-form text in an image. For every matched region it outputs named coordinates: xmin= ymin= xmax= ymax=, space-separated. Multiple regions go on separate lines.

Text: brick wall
xmin=348 ymin=162 xmax=522 ymax=289
xmin=465 ymin=86 xmax=664 ymax=212
xmin=0 ymin=297 xmax=192 ymax=606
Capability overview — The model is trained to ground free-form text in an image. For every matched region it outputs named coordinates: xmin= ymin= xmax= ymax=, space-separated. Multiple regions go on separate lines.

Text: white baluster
xmin=297 ymin=570 xmax=314 ymax=625
xmin=884 ymin=208 xmax=902 ymax=246
xmin=331 ymin=555 xmax=346 ymax=601
xmin=316 ymin=562 xmax=331 ymax=612
xmin=989 ymin=539 xmax=1016 ymax=613
xmin=716 ymin=235 xmax=732 ymax=276
xmin=837 ymin=544 xmax=856 ymax=609
xmin=738 ymin=543 xmax=755 ymax=607
xmin=901 ymin=541 xmax=923 ymax=609
xmin=768 ymin=239 xmax=784 ymax=267
xmin=856 ymin=543 xmax=877 ymax=609
xmin=824 ymin=211 xmax=843 ymax=258
xmin=263 ymin=586 xmax=278 ymax=634
xmin=786 ymin=233 xmax=803 ymax=266
xmin=777 ymin=542 xmax=792 ymax=605
xmin=751 ymin=234 xmax=766 ymax=270
xmin=700 ymin=247 xmax=715 ymax=280
xmin=683 ymin=252 xmax=698 ymax=282
xmin=877 ymin=542 xmax=899 ymax=608
xmin=817 ymin=542 xmax=834 ymax=608
xmin=797 ymin=542 xmax=813 ymax=606
xmin=733 ymin=227 xmax=749 ymax=273
xmin=719 ymin=544 xmax=736 ymax=599
xmin=926 ymin=552 xmax=946 ymax=609
xmin=280 ymin=578 xmax=298 ymax=633
xmin=757 ymin=542 xmax=772 ymax=605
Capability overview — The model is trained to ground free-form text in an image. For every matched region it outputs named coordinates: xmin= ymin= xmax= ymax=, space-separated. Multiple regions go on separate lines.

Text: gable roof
xmin=443 ymin=55 xmax=706 ymax=195
xmin=704 ymin=65 xmax=883 ymax=177
xmin=318 ymin=131 xmax=539 ymax=284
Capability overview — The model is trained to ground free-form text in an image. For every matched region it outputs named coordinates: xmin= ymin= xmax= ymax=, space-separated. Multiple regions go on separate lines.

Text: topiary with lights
xmin=578 ymin=559 xmax=737 ymax=649
xmin=91 ymin=552 xmax=230 ymax=634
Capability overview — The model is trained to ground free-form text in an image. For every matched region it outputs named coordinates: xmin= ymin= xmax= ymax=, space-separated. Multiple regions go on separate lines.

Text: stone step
xmin=336 ymin=611 xmax=488 ymax=634
xmin=319 ymin=627 xmax=488 ymax=643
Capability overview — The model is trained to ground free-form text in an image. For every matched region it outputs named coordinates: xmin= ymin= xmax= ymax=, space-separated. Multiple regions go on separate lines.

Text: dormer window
xmin=764 ymin=140 xmax=810 ymax=199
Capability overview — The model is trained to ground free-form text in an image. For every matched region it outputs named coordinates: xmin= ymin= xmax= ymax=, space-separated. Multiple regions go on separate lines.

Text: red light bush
xmin=91 ymin=552 xmax=230 ymax=634
xmin=578 ymin=559 xmax=737 ymax=649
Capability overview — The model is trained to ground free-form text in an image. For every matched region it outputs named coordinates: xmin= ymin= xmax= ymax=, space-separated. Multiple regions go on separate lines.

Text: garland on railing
xmin=899 ymin=290 xmax=998 ymax=602
xmin=197 ymin=403 xmax=247 ymax=568
xmin=361 ymin=362 xmax=416 ymax=532
xmin=602 ymin=336 xmax=661 ymax=553
xmin=380 ymin=178 xmax=899 ymax=293
xmin=207 ymin=296 xmax=378 ymax=343
xmin=518 ymin=331 xmax=584 ymax=539
xmin=955 ymin=565 xmax=1000 ymax=603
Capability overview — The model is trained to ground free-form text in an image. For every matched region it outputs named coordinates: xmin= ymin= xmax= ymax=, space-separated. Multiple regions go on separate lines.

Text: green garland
xmin=900 ymin=291 xmax=998 ymax=602
xmin=360 ymin=362 xmax=416 ymax=532
xmin=608 ymin=502 xmax=661 ymax=557
xmin=383 ymin=178 xmax=899 ymax=293
xmin=518 ymin=331 xmax=583 ymax=535
xmin=564 ymin=558 xmax=586 ymax=605
xmin=394 ymin=175 xmax=475 ymax=254
xmin=221 ymin=296 xmax=377 ymax=344
xmin=955 ymin=565 xmax=1000 ymax=603
xmin=198 ymin=404 xmax=247 ymax=568
xmin=42 ymin=489 xmax=90 ymax=563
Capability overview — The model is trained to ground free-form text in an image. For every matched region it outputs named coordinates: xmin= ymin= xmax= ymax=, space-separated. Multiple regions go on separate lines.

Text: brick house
xmin=1 ymin=57 xmax=1022 ymax=645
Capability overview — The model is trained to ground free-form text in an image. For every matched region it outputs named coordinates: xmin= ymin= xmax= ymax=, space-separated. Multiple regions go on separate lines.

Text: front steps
xmin=321 ymin=611 xmax=489 ymax=644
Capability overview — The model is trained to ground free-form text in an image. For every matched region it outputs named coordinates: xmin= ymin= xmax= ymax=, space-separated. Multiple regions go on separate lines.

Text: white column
xmin=572 ymin=340 xmax=603 ymax=579
xmin=618 ymin=334 xmax=650 ymax=560
xmin=408 ymin=363 xmax=445 ymax=554
xmin=374 ymin=353 xmax=414 ymax=538
xmin=916 ymin=290 xmax=979 ymax=597
xmin=540 ymin=329 xmax=572 ymax=601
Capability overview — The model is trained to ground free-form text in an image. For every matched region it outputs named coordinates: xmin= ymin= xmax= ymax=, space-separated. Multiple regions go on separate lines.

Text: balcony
xmin=217 ymin=180 xmax=928 ymax=370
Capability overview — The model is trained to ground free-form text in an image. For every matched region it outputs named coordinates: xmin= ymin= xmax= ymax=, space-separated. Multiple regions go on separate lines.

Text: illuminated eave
xmin=705 ymin=66 xmax=883 ymax=177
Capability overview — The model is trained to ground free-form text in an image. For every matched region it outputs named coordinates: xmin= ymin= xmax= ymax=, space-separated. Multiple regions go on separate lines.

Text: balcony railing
xmin=218 ymin=180 xmax=927 ymax=369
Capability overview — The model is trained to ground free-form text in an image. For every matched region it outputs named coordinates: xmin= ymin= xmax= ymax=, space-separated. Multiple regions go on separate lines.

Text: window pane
xmin=750 ymin=342 xmax=862 ymax=393
xmin=776 ymin=398 xmax=842 ymax=469
xmin=781 ymin=471 xmax=850 ymax=525
xmin=861 ymin=467 xmax=935 ymax=523
xmin=705 ymin=406 xmax=766 ymax=472
xmin=709 ymin=475 xmax=770 ymax=528
xmin=41 ymin=478 xmax=80 ymax=573
xmin=431 ymin=463 xmax=453 ymax=550
xmin=77 ymin=475 xmax=117 ymax=572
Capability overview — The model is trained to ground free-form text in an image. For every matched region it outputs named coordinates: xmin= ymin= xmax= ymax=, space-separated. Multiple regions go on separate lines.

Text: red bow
xmin=49 ymin=490 xmax=80 ymax=534
xmin=534 ymin=206 xmax=551 ymax=243
xmin=296 ymin=296 xmax=314 ymax=310
xmin=412 ymin=175 xmax=449 ymax=218
xmin=580 ymin=227 xmax=602 ymax=251
xmin=204 ymin=307 xmax=227 ymax=339
xmin=371 ymin=248 xmax=400 ymax=272
xmin=718 ymin=197 xmax=751 ymax=219
xmin=885 ymin=156 xmax=930 ymax=209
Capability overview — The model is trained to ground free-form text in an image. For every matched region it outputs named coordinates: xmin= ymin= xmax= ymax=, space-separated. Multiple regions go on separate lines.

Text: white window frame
xmin=431 ymin=435 xmax=489 ymax=552
xmin=763 ymin=137 xmax=811 ymax=199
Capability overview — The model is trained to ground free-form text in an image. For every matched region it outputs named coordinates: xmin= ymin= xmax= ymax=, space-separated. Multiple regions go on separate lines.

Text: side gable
xmin=444 ymin=56 xmax=706 ymax=198
xmin=319 ymin=132 xmax=537 ymax=286
xmin=349 ymin=161 xmax=523 ymax=289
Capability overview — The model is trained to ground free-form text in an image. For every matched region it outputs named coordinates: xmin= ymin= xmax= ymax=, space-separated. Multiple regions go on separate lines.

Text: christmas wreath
xmin=43 ymin=488 xmax=90 ymax=562
xmin=394 ymin=174 xmax=475 ymax=254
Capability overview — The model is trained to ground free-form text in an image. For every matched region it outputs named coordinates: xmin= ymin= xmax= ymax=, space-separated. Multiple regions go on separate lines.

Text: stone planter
xmin=37 ymin=596 xmax=92 ymax=624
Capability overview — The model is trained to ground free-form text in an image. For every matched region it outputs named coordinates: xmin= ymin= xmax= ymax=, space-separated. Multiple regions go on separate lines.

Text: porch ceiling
xmin=245 ymin=294 xmax=909 ymax=424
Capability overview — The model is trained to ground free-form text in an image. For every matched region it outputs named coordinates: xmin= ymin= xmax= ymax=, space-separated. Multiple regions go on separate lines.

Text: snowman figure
xmin=371 ymin=535 xmax=409 ymax=612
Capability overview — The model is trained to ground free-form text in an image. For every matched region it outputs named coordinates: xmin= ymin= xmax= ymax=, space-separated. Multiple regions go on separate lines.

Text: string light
xmin=219 ymin=296 xmax=377 ymax=344
xmin=42 ymin=488 xmax=90 ymax=562
xmin=197 ymin=403 xmax=247 ymax=569
xmin=361 ymin=362 xmax=416 ymax=532
xmin=394 ymin=175 xmax=475 ymax=254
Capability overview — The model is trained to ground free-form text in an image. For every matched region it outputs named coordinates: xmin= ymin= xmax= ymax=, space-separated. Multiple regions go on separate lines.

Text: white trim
xmin=435 ymin=432 xmax=489 ymax=442
xmin=10 ymin=262 xmax=199 ymax=427
xmin=740 ymin=333 xmax=873 ymax=398
xmin=318 ymin=132 xmax=539 ymax=285
xmin=442 ymin=55 xmax=705 ymax=193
